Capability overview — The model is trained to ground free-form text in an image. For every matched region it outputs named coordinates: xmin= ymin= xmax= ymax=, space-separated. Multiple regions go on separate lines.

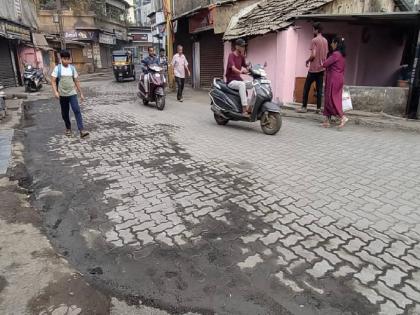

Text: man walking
xmin=51 ymin=50 xmax=89 ymax=138
xmin=171 ymin=45 xmax=190 ymax=102
xmin=225 ymin=38 xmax=251 ymax=115
xmin=298 ymin=22 xmax=328 ymax=114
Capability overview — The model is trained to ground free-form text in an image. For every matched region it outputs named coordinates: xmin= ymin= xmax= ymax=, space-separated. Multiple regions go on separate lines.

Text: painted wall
xmin=223 ymin=33 xmax=283 ymax=101
xmin=19 ymin=46 xmax=44 ymax=69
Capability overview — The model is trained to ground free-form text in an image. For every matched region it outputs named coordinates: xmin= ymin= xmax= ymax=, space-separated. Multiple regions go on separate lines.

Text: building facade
xmin=0 ymin=0 xmax=42 ymax=87
xmin=37 ymin=0 xmax=130 ymax=73
xmin=224 ymin=0 xmax=418 ymax=117
xmin=172 ymin=0 xmax=257 ymax=88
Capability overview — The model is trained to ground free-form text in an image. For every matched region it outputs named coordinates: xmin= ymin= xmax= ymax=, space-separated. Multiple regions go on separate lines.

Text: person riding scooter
xmin=225 ymin=38 xmax=252 ymax=116
xmin=141 ymin=47 xmax=159 ymax=97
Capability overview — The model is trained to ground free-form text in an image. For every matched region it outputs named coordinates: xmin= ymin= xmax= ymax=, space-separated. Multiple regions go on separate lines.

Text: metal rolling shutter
xmin=0 ymin=38 xmax=17 ymax=87
xmin=200 ymin=32 xmax=224 ymax=88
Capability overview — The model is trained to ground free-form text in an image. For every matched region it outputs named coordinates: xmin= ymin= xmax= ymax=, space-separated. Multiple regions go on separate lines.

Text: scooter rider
xmin=225 ymin=38 xmax=252 ymax=116
xmin=141 ymin=46 xmax=159 ymax=96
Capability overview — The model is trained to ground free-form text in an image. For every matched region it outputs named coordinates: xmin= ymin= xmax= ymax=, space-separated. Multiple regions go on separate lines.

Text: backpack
xmin=56 ymin=64 xmax=76 ymax=86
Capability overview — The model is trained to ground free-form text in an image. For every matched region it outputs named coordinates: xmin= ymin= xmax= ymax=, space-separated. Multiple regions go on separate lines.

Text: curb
xmin=281 ymin=109 xmax=420 ymax=133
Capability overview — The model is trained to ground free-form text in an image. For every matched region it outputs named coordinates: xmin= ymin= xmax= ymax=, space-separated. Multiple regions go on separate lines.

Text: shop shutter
xmin=200 ymin=32 xmax=224 ymax=88
xmin=100 ymin=45 xmax=111 ymax=68
xmin=0 ymin=38 xmax=17 ymax=88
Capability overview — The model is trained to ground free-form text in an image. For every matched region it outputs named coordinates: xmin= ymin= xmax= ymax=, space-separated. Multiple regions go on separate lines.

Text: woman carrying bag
xmin=322 ymin=37 xmax=349 ymax=129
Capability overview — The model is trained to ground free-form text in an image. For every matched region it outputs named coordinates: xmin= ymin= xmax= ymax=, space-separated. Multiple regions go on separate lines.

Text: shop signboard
xmin=65 ymin=30 xmax=97 ymax=41
xmin=99 ymin=33 xmax=116 ymax=45
xmin=4 ymin=22 xmax=31 ymax=41
xmin=131 ymin=33 xmax=149 ymax=42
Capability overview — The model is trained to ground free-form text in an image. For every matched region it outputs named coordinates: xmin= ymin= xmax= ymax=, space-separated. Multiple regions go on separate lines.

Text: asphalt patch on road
xmin=27 ymin=273 xmax=111 ymax=315
xmin=22 ymin=96 xmax=378 ymax=315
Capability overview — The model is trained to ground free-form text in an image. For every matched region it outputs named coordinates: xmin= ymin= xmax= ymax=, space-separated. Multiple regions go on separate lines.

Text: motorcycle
xmin=137 ymin=64 xmax=166 ymax=111
xmin=209 ymin=64 xmax=282 ymax=135
xmin=23 ymin=65 xmax=44 ymax=92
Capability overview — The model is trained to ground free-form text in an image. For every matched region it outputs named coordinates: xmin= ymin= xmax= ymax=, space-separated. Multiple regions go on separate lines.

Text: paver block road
xmin=23 ymin=75 xmax=420 ymax=315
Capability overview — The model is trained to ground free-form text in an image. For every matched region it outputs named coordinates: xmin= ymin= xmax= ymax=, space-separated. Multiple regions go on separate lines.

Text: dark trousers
xmin=175 ymin=76 xmax=185 ymax=100
xmin=302 ymin=71 xmax=324 ymax=109
xmin=59 ymin=95 xmax=84 ymax=130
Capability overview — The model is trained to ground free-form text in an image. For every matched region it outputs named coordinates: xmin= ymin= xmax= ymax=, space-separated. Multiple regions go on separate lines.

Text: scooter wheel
xmin=214 ymin=113 xmax=229 ymax=126
xmin=156 ymin=96 xmax=165 ymax=111
xmin=261 ymin=112 xmax=282 ymax=135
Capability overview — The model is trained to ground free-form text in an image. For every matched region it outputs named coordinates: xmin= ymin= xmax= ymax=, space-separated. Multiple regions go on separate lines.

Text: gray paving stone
xmin=36 ymin=81 xmax=420 ymax=312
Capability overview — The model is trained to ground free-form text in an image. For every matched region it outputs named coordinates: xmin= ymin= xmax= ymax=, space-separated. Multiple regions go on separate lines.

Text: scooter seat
xmin=214 ymin=79 xmax=240 ymax=97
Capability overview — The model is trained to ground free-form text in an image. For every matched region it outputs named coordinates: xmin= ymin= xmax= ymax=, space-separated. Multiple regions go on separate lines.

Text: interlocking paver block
xmin=38 ymin=81 xmax=420 ymax=313
xmin=237 ymin=254 xmax=263 ymax=270
xmin=307 ymin=260 xmax=333 ymax=278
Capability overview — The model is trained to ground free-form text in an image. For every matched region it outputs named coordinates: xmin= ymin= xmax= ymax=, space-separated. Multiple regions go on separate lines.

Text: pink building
xmin=223 ymin=0 xmax=418 ymax=116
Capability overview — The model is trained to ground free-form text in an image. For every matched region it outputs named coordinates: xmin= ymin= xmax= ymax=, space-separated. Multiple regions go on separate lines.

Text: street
xmin=16 ymin=73 xmax=420 ymax=314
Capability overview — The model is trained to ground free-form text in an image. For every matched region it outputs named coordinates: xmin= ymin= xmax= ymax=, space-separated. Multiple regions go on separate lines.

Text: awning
xmin=32 ymin=33 xmax=52 ymax=50
xmin=294 ymin=12 xmax=420 ymax=26
xmin=45 ymin=35 xmax=88 ymax=47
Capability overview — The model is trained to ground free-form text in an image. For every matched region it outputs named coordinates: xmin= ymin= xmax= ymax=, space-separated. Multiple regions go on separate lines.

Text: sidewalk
xmin=282 ymin=102 xmax=420 ymax=133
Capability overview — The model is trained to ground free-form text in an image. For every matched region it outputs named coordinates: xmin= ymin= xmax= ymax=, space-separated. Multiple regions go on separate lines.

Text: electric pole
xmin=163 ymin=0 xmax=173 ymax=88
xmin=56 ymin=0 xmax=66 ymax=50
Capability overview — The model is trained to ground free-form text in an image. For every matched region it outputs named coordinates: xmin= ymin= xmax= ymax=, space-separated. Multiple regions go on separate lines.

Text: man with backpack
xmin=51 ymin=50 xmax=89 ymax=138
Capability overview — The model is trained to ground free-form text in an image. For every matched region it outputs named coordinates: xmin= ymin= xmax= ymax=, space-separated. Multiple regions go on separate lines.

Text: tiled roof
xmin=224 ymin=0 xmax=333 ymax=40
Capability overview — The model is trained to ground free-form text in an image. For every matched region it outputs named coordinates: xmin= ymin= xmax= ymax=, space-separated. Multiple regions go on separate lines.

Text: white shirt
xmin=171 ymin=53 xmax=188 ymax=78
xmin=51 ymin=64 xmax=79 ymax=78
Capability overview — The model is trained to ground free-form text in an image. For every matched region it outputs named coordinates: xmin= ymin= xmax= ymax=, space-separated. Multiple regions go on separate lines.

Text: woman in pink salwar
xmin=322 ymin=37 xmax=348 ymax=128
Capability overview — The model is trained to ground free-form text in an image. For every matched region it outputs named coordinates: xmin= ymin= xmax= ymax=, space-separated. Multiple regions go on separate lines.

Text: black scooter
xmin=23 ymin=65 xmax=44 ymax=92
xmin=209 ymin=64 xmax=282 ymax=135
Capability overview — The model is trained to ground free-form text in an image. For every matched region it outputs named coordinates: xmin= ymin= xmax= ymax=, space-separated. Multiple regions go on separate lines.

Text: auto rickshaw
xmin=112 ymin=50 xmax=136 ymax=82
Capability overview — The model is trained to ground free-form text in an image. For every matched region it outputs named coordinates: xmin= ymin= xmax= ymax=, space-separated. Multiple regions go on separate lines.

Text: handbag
xmin=342 ymin=89 xmax=353 ymax=112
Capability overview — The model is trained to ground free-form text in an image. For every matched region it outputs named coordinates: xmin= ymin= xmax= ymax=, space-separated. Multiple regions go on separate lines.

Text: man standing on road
xmin=51 ymin=50 xmax=89 ymax=138
xmin=225 ymin=38 xmax=251 ymax=116
xmin=298 ymin=22 xmax=328 ymax=114
xmin=171 ymin=45 xmax=191 ymax=102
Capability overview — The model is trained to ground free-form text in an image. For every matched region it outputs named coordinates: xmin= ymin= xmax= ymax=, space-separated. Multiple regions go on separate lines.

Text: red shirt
xmin=309 ymin=34 xmax=329 ymax=73
xmin=226 ymin=52 xmax=246 ymax=83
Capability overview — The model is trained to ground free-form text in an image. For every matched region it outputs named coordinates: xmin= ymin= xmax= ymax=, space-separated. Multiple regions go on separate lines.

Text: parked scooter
xmin=23 ymin=64 xmax=44 ymax=92
xmin=137 ymin=64 xmax=166 ymax=111
xmin=209 ymin=63 xmax=282 ymax=135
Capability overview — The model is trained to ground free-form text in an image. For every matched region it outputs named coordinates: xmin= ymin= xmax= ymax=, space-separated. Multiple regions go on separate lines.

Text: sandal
xmin=338 ymin=116 xmax=349 ymax=129
xmin=321 ymin=121 xmax=331 ymax=128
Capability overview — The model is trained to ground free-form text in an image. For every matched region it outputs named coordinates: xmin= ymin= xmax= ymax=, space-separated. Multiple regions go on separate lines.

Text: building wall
xmin=213 ymin=0 xmax=259 ymax=34
xmin=37 ymin=10 xmax=96 ymax=33
xmin=319 ymin=0 xmax=396 ymax=14
xmin=173 ymin=0 xmax=210 ymax=17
